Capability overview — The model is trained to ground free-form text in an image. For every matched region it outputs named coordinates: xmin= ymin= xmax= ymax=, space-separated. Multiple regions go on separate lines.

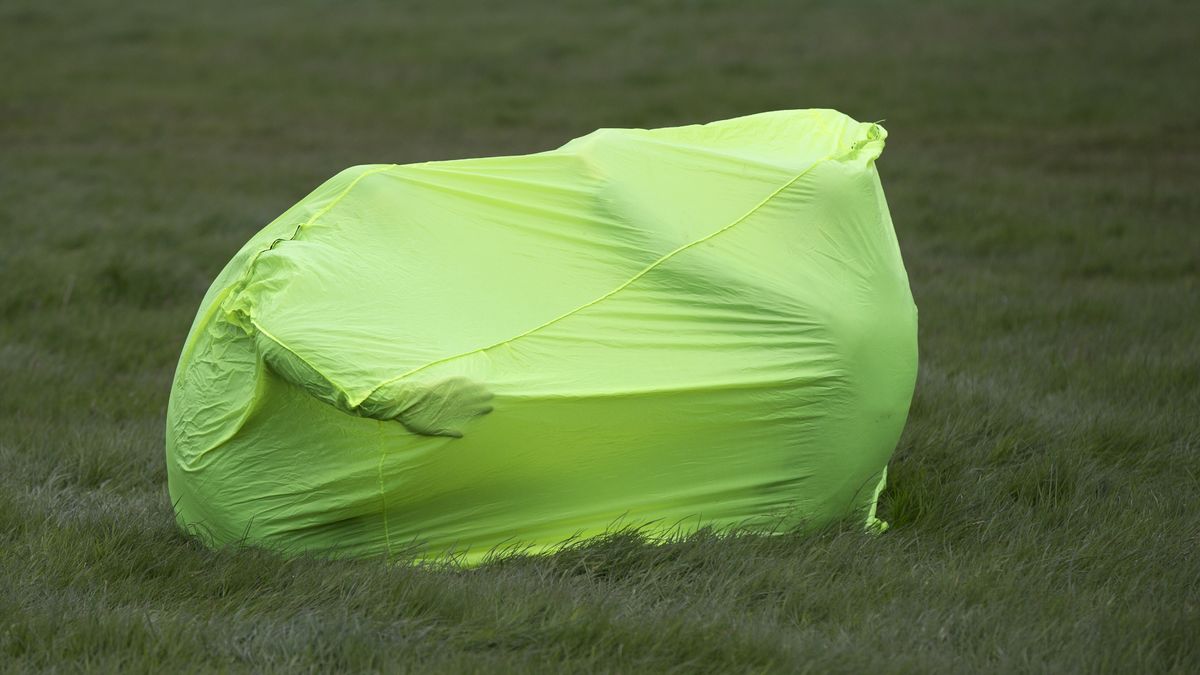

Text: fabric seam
xmin=377 ymin=420 xmax=392 ymax=558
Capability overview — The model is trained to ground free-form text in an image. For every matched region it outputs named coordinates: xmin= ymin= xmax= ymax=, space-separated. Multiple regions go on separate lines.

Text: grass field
xmin=2 ymin=0 xmax=1198 ymax=671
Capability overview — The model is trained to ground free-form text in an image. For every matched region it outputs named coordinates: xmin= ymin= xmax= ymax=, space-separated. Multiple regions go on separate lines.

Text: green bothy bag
xmin=166 ymin=109 xmax=918 ymax=564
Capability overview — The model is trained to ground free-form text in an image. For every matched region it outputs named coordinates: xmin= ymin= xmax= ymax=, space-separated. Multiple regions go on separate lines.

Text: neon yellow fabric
xmin=166 ymin=109 xmax=918 ymax=564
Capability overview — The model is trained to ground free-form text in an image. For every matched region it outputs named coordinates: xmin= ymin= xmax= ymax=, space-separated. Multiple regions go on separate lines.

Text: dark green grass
xmin=2 ymin=0 xmax=1198 ymax=671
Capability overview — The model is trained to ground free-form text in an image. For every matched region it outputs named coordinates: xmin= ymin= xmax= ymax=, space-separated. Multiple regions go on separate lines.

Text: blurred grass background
xmin=1 ymin=0 xmax=1198 ymax=671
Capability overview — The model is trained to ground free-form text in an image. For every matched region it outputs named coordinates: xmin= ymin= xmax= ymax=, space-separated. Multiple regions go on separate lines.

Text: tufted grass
xmin=1 ymin=0 xmax=1197 ymax=671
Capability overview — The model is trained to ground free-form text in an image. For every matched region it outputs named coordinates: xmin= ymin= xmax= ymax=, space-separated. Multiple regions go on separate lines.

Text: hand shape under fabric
xmin=389 ymin=376 xmax=494 ymax=438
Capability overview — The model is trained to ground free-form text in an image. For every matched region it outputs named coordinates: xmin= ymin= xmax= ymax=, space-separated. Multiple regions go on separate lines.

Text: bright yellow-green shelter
xmin=166 ymin=109 xmax=918 ymax=564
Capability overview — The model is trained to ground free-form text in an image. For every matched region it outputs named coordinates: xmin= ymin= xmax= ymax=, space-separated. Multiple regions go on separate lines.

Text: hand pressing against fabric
xmin=388 ymin=377 xmax=494 ymax=438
